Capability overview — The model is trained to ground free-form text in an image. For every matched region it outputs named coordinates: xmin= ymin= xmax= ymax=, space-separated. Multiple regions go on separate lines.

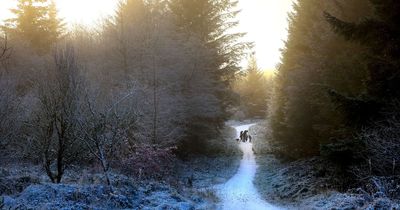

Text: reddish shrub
xmin=121 ymin=145 xmax=176 ymax=180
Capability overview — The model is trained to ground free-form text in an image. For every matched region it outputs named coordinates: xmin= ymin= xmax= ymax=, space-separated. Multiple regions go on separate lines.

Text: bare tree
xmin=78 ymin=88 xmax=138 ymax=186
xmin=0 ymin=34 xmax=12 ymax=64
xmin=30 ymin=45 xmax=83 ymax=183
xmin=353 ymin=117 xmax=400 ymax=178
xmin=0 ymin=33 xmax=18 ymax=155
xmin=0 ymin=78 xmax=19 ymax=152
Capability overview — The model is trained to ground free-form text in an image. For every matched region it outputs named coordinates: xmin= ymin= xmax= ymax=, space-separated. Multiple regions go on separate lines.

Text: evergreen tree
xmin=169 ymin=0 xmax=250 ymax=134
xmin=325 ymin=0 xmax=400 ymax=122
xmin=46 ymin=1 xmax=65 ymax=44
xmin=235 ymin=55 xmax=269 ymax=118
xmin=5 ymin=0 xmax=64 ymax=54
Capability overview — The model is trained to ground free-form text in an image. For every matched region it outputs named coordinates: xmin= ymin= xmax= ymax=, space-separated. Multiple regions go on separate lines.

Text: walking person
xmin=240 ymin=131 xmax=244 ymax=141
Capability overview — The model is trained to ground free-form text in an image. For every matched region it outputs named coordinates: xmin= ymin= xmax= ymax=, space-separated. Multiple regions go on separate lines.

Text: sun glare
xmin=55 ymin=0 xmax=119 ymax=26
xmin=0 ymin=0 xmax=119 ymax=27
xmin=238 ymin=0 xmax=293 ymax=70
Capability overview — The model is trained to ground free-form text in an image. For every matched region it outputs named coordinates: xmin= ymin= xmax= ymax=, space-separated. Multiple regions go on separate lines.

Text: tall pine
xmin=169 ymin=0 xmax=250 ymax=126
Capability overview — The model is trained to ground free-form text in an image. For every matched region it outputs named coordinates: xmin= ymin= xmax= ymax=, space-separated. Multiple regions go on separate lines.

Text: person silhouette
xmin=243 ymin=130 xmax=249 ymax=142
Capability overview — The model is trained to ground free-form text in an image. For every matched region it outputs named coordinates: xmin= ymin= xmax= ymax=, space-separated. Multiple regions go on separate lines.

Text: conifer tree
xmin=5 ymin=0 xmax=64 ymax=54
xmin=269 ymin=0 xmax=372 ymax=158
xmin=46 ymin=1 xmax=65 ymax=44
xmin=169 ymin=0 xmax=250 ymax=125
xmin=325 ymin=0 xmax=400 ymax=121
xmin=236 ymin=55 xmax=268 ymax=118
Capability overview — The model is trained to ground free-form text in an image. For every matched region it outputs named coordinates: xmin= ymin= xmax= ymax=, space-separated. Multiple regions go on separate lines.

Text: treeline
xmin=269 ymin=0 xmax=400 ymax=184
xmin=233 ymin=55 xmax=272 ymax=119
xmin=0 ymin=0 xmax=249 ymax=183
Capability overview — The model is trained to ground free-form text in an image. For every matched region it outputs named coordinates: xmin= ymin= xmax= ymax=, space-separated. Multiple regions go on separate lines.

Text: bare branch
xmin=0 ymin=34 xmax=12 ymax=63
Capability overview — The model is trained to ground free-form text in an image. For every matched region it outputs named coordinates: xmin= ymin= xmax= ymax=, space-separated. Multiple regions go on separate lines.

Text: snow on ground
xmin=250 ymin=121 xmax=400 ymax=209
xmin=216 ymin=123 xmax=282 ymax=210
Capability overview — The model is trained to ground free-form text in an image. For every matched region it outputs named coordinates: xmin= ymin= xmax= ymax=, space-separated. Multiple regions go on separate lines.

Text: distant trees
xmin=0 ymin=34 xmax=12 ymax=65
xmin=234 ymin=55 xmax=270 ymax=118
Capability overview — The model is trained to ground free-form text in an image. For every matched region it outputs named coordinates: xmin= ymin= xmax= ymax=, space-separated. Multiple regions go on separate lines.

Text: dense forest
xmin=2 ymin=0 xmax=400 ymax=209
xmin=0 ymin=0 xmax=253 ymax=183
xmin=268 ymin=0 xmax=400 ymax=197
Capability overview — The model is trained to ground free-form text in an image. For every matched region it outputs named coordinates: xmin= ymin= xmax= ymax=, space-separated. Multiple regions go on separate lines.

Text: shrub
xmin=320 ymin=138 xmax=364 ymax=169
xmin=121 ymin=145 xmax=176 ymax=181
xmin=352 ymin=118 xmax=400 ymax=178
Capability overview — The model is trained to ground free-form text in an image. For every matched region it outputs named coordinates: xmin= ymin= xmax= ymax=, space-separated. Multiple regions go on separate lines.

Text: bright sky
xmin=0 ymin=0 xmax=294 ymax=70
xmin=238 ymin=0 xmax=294 ymax=70
xmin=0 ymin=0 xmax=118 ymax=26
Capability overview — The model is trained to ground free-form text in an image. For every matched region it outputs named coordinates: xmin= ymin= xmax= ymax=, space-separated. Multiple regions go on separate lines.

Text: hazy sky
xmin=238 ymin=0 xmax=294 ymax=70
xmin=0 ymin=0 xmax=294 ymax=70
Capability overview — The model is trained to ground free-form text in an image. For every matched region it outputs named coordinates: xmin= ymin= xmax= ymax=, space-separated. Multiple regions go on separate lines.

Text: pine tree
xmin=236 ymin=55 xmax=268 ymax=118
xmin=164 ymin=0 xmax=249 ymax=152
xmin=169 ymin=0 xmax=250 ymax=124
xmin=5 ymin=0 xmax=64 ymax=54
xmin=46 ymin=1 xmax=65 ymax=45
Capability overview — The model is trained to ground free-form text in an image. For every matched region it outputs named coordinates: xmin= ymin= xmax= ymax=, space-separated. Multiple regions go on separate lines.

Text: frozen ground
xmin=0 ymin=125 xmax=241 ymax=209
xmin=217 ymin=123 xmax=282 ymax=210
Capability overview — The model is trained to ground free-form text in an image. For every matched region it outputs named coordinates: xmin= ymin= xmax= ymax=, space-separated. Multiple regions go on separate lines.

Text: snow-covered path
xmin=217 ymin=123 xmax=281 ymax=210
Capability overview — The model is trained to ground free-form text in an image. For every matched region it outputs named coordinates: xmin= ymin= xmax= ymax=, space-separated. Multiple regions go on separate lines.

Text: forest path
xmin=216 ymin=123 xmax=282 ymax=210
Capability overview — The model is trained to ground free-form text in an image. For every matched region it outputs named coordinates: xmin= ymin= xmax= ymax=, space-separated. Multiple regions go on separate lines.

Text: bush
xmin=320 ymin=139 xmax=364 ymax=169
xmin=121 ymin=145 xmax=176 ymax=181
xmin=362 ymin=176 xmax=400 ymax=200
xmin=352 ymin=118 xmax=400 ymax=178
